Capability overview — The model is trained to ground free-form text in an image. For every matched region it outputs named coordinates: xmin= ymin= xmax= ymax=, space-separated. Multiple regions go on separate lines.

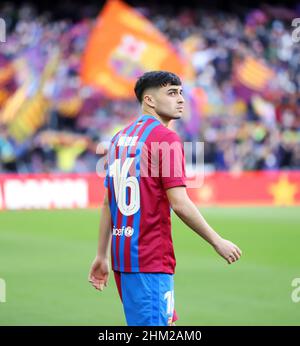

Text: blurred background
xmin=0 ymin=0 xmax=300 ymax=175
xmin=0 ymin=0 xmax=300 ymax=326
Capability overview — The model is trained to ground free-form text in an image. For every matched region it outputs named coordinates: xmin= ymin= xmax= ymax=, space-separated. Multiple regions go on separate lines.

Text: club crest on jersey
xmin=112 ymin=226 xmax=134 ymax=237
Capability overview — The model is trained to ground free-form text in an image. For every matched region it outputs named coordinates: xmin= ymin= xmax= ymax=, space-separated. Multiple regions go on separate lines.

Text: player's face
xmin=149 ymin=84 xmax=185 ymax=119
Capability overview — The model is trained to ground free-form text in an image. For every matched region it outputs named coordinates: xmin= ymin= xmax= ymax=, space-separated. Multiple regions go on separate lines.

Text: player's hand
xmin=213 ymin=238 xmax=242 ymax=264
xmin=88 ymin=256 xmax=110 ymax=291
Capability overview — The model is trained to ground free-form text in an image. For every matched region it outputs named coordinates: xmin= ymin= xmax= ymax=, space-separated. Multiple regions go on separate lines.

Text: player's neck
xmin=141 ymin=109 xmax=170 ymax=128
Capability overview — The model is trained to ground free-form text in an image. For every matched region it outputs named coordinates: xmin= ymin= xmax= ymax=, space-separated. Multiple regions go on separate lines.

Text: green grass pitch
xmin=0 ymin=207 xmax=299 ymax=325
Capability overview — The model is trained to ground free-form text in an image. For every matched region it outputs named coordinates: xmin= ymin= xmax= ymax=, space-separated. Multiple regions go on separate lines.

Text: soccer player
xmin=88 ymin=71 xmax=242 ymax=326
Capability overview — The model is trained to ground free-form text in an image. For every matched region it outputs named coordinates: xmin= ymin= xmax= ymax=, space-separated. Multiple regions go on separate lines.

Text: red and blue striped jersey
xmin=104 ymin=114 xmax=186 ymax=274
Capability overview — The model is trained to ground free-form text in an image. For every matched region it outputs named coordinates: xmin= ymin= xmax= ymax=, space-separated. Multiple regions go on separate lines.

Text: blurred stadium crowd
xmin=0 ymin=1 xmax=300 ymax=173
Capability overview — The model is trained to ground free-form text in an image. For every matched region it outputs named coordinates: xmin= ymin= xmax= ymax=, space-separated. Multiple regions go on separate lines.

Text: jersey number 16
xmin=109 ymin=158 xmax=140 ymax=216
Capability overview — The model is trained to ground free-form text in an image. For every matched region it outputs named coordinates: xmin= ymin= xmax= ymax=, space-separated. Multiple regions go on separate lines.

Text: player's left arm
xmin=166 ymin=186 xmax=242 ymax=264
xmin=88 ymin=189 xmax=112 ymax=291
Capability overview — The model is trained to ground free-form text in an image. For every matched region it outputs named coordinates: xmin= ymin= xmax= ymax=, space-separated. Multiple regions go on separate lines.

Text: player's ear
xmin=143 ymin=92 xmax=156 ymax=108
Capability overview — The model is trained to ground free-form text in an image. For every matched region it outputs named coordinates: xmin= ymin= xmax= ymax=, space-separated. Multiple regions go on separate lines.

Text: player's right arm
xmin=166 ymin=186 xmax=242 ymax=264
xmin=88 ymin=189 xmax=111 ymax=291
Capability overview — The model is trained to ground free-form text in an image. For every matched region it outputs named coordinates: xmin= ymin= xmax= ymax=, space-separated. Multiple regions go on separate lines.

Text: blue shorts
xmin=114 ymin=271 xmax=178 ymax=326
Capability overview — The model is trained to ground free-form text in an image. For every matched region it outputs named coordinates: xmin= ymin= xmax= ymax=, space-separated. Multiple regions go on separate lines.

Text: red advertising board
xmin=0 ymin=171 xmax=299 ymax=210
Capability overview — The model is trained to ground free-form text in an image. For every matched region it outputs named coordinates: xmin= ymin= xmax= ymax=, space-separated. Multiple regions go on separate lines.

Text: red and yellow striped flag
xmin=1 ymin=50 xmax=60 ymax=142
xmin=235 ymin=56 xmax=274 ymax=92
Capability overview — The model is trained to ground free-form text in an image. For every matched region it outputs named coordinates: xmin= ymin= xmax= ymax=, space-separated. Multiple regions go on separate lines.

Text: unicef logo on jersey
xmin=124 ymin=226 xmax=134 ymax=237
xmin=112 ymin=226 xmax=134 ymax=237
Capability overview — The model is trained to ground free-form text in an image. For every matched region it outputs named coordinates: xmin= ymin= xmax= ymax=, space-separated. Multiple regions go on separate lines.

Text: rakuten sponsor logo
xmin=3 ymin=179 xmax=88 ymax=209
xmin=112 ymin=226 xmax=134 ymax=237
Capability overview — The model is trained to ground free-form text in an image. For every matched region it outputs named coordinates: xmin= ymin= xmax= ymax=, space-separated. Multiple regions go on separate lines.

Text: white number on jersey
xmin=109 ymin=158 xmax=140 ymax=216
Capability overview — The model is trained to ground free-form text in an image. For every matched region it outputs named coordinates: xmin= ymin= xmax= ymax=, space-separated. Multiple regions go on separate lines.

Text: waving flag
xmin=80 ymin=0 xmax=192 ymax=99
xmin=235 ymin=56 xmax=274 ymax=92
xmin=2 ymin=49 xmax=60 ymax=142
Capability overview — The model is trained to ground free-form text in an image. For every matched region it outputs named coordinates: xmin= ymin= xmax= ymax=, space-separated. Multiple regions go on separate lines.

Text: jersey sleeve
xmin=103 ymin=146 xmax=110 ymax=188
xmin=103 ymin=131 xmax=119 ymax=188
xmin=159 ymin=131 xmax=186 ymax=190
xmin=104 ymin=167 xmax=108 ymax=188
